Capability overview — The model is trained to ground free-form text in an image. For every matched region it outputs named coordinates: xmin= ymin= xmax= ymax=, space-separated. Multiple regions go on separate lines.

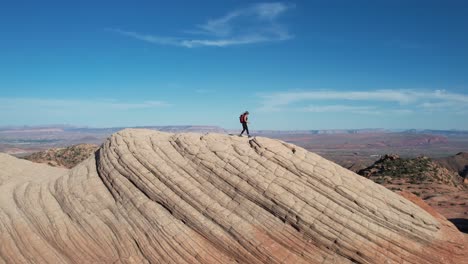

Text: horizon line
xmin=0 ymin=124 xmax=467 ymax=132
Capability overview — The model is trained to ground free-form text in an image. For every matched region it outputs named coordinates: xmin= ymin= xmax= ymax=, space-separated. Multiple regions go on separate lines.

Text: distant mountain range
xmin=402 ymin=129 xmax=468 ymax=136
xmin=2 ymin=125 xmax=468 ymax=161
xmin=2 ymin=125 xmax=468 ymax=135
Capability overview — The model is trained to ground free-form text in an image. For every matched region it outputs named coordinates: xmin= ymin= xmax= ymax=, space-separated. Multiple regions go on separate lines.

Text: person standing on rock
xmin=239 ymin=111 xmax=251 ymax=137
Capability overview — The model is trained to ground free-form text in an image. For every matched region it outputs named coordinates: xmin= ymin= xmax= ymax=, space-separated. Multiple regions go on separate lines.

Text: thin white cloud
xmin=196 ymin=2 xmax=290 ymax=36
xmin=0 ymin=98 xmax=171 ymax=127
xmin=180 ymin=35 xmax=279 ymax=48
xmin=300 ymin=105 xmax=376 ymax=113
xmin=258 ymin=89 xmax=468 ymax=113
xmin=255 ymin=2 xmax=290 ymax=20
xmin=419 ymin=101 xmax=454 ymax=109
xmin=0 ymin=98 xmax=170 ymax=111
xmin=109 ymin=2 xmax=294 ymax=47
xmin=297 ymin=105 xmax=413 ymax=115
xmin=106 ymin=29 xmax=181 ymax=46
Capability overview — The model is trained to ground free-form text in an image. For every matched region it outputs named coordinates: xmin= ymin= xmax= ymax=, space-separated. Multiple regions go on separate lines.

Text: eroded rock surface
xmin=0 ymin=129 xmax=466 ymax=263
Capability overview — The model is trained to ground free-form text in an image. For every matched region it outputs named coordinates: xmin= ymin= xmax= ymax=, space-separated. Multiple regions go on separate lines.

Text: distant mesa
xmin=66 ymin=125 xmax=228 ymax=134
xmin=0 ymin=129 xmax=466 ymax=263
xmin=0 ymin=125 xmax=227 ymax=135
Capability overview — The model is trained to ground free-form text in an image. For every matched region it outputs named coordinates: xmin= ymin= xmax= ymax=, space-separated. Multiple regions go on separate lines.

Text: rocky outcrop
xmin=22 ymin=143 xmax=99 ymax=168
xmin=358 ymin=154 xmax=464 ymax=187
xmin=0 ymin=129 xmax=466 ymax=263
xmin=356 ymin=154 xmax=467 ymax=226
xmin=436 ymin=152 xmax=468 ymax=178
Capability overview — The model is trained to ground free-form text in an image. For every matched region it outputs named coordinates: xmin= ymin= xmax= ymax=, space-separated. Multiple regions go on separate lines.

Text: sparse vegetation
xmin=358 ymin=154 xmax=463 ymax=187
xmin=22 ymin=144 xmax=99 ymax=168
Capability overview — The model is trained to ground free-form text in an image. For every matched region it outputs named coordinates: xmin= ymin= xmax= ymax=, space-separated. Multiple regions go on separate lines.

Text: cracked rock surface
xmin=0 ymin=129 xmax=466 ymax=263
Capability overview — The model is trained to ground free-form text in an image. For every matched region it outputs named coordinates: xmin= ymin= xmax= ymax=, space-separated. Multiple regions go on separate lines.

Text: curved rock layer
xmin=0 ymin=129 xmax=466 ymax=264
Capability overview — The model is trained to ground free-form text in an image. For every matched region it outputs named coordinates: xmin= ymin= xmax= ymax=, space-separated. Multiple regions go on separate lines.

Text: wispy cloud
xmin=106 ymin=29 xmax=181 ymax=46
xmin=109 ymin=2 xmax=294 ymax=48
xmin=297 ymin=104 xmax=413 ymax=115
xmin=0 ymin=98 xmax=171 ymax=126
xmin=300 ymin=105 xmax=376 ymax=113
xmin=0 ymin=98 xmax=170 ymax=111
xmin=258 ymin=89 xmax=468 ymax=114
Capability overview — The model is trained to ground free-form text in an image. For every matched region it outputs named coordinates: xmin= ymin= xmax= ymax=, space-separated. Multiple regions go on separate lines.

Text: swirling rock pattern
xmin=0 ymin=129 xmax=466 ymax=263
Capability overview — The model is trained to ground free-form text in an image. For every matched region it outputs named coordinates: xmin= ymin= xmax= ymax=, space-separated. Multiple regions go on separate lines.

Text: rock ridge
xmin=0 ymin=128 xmax=466 ymax=263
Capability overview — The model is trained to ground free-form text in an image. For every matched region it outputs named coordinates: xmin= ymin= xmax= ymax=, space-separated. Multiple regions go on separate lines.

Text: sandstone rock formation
xmin=0 ymin=129 xmax=466 ymax=263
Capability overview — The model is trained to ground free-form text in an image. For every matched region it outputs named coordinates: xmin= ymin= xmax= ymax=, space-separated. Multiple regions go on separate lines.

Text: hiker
xmin=239 ymin=111 xmax=251 ymax=137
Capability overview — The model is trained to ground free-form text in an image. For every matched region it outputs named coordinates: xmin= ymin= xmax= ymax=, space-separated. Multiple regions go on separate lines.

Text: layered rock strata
xmin=0 ymin=129 xmax=466 ymax=263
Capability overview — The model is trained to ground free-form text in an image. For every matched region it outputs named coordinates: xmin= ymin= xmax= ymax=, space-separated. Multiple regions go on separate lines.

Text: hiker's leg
xmin=240 ymin=123 xmax=247 ymax=135
xmin=245 ymin=124 xmax=250 ymax=136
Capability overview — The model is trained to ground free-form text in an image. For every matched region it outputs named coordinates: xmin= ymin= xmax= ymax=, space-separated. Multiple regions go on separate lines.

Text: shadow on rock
xmin=449 ymin=218 xmax=468 ymax=233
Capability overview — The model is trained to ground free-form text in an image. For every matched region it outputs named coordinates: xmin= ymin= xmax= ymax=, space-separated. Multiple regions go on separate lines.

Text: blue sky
xmin=1 ymin=0 xmax=467 ymax=130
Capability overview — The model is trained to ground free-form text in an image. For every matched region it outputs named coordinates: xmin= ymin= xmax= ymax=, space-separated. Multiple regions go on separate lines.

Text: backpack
xmin=239 ymin=114 xmax=245 ymax=123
